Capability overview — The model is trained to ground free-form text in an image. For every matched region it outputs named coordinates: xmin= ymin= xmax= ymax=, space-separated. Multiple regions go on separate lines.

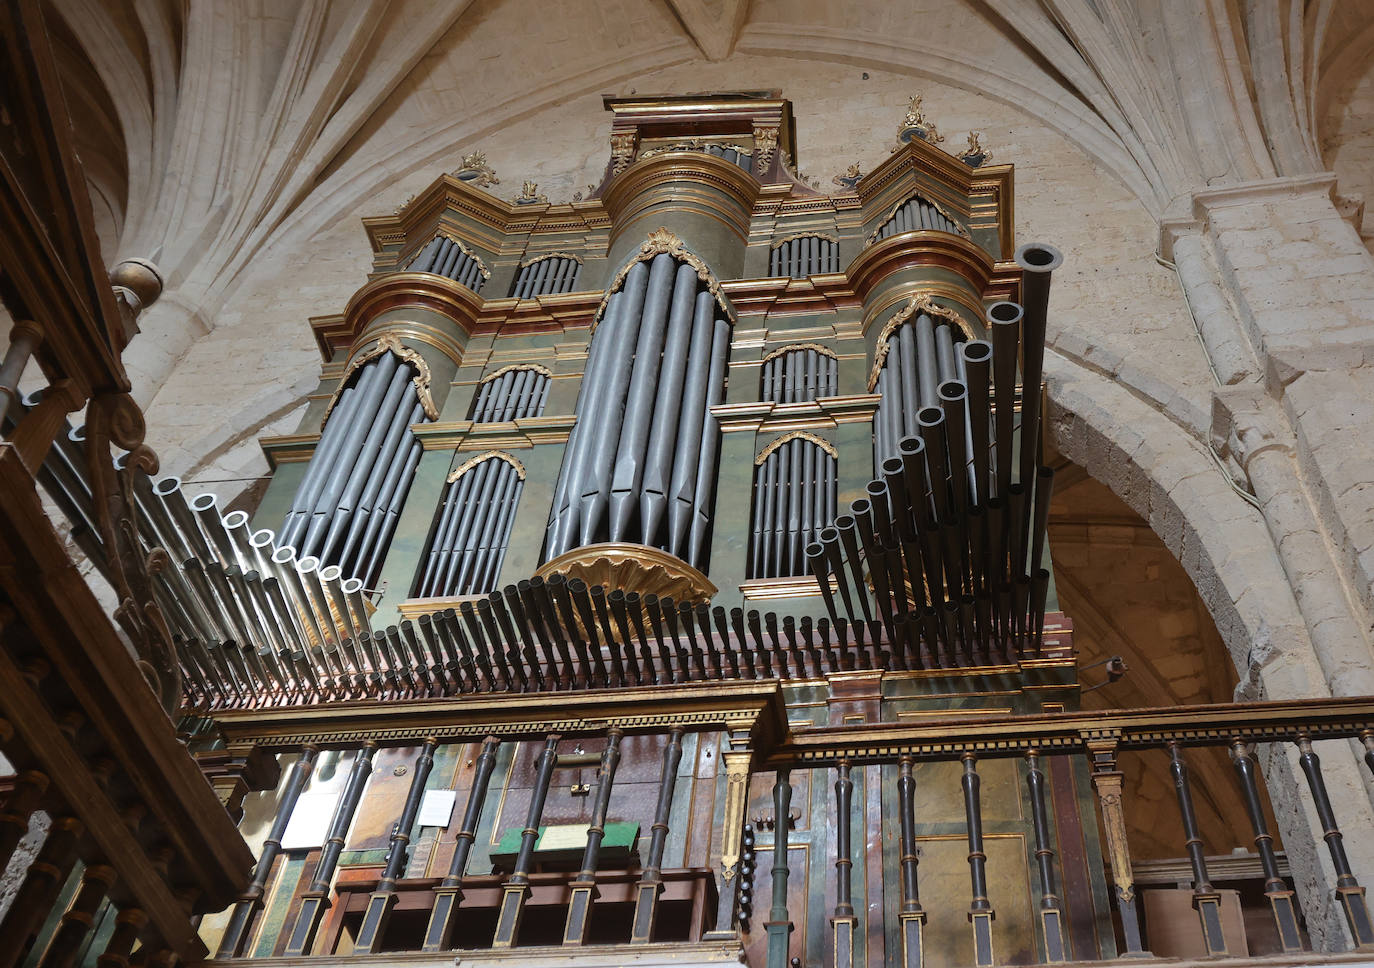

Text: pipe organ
xmin=11 ymin=90 xmax=1270 ymax=968
xmin=544 ymin=248 xmax=732 ymax=568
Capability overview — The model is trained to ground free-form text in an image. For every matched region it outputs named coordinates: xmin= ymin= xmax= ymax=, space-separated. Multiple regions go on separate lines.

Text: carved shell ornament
xmin=896 ymin=93 xmax=945 ymax=146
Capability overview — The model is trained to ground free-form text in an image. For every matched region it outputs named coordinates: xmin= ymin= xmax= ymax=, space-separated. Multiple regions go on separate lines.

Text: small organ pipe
xmin=935 ymin=325 xmax=958 ymax=385
xmin=339 ymin=397 xmax=420 ymax=567
xmin=940 ymin=382 xmax=971 ymax=515
xmin=962 ymin=341 xmax=993 ymax=504
xmin=360 ymin=438 xmax=422 ymax=586
xmin=915 ymin=314 xmax=939 ymax=413
xmin=989 ymin=302 xmax=1022 ymax=499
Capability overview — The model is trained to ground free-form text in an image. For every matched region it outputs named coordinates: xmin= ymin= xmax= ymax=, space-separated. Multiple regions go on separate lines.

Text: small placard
xmin=418 ymin=789 xmax=456 ymax=828
xmin=280 ymin=791 xmax=339 ymax=850
xmin=538 ymin=824 xmax=590 ymax=851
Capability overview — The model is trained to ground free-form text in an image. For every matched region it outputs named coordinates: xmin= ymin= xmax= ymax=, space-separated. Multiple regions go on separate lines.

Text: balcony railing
xmin=196 ymin=687 xmax=1374 ymax=966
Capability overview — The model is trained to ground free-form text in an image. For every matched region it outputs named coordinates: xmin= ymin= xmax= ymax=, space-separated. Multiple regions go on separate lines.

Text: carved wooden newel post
xmin=705 ymin=731 xmax=753 ymax=940
xmin=1229 ymin=739 xmax=1302 ymax=952
xmin=1084 ymin=735 xmax=1147 ymax=956
xmin=1024 ymin=749 xmax=1067 ymax=962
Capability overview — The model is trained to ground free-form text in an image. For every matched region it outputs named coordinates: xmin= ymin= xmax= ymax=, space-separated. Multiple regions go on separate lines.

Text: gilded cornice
xmin=755 ymin=430 xmax=837 ymax=464
xmin=846 ymin=231 xmax=995 ymax=308
xmin=713 ymin=394 xmax=880 ymax=434
xmin=323 ymin=333 xmax=439 ymax=424
xmin=592 ymin=227 xmax=733 ymax=329
xmin=413 ymin=414 xmax=577 ymax=451
xmin=327 ymin=273 xmax=480 ymax=360
xmin=448 ymin=450 xmax=526 ymax=483
xmin=601 ymin=151 xmax=761 ymax=240
xmin=211 ymin=680 xmax=787 ymax=751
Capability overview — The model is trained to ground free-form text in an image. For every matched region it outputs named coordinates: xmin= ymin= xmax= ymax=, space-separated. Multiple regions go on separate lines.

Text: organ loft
xmin=6 ymin=48 xmax=1374 ymax=968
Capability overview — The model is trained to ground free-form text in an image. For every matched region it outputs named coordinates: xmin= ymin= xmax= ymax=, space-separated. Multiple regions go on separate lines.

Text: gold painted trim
xmin=448 ymin=451 xmax=526 ymax=483
xmin=638 ymin=141 xmax=752 ymax=161
xmin=761 ymin=341 xmax=837 ymax=364
xmin=739 ymin=575 xmax=835 ymax=601
xmin=518 ymin=251 xmax=584 ymax=268
xmin=323 ymin=333 xmax=439 ymax=425
xmin=478 ymin=363 xmax=552 ymax=384
xmin=769 ymin=231 xmax=839 ymax=250
xmin=865 ymin=193 xmax=971 ymax=244
xmin=755 ymin=430 xmax=837 ymax=464
xmin=867 ymin=294 xmax=977 ymax=391
xmin=592 ymin=227 xmax=732 ymax=329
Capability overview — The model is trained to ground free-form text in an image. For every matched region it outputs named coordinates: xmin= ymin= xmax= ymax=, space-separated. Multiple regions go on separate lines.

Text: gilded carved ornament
xmin=864 ymin=192 xmax=971 ymax=244
xmin=535 ymin=541 xmax=718 ymax=604
xmin=513 ymin=181 xmax=548 ymax=205
xmin=868 ymin=294 xmax=976 ymax=391
xmin=454 ymin=151 xmax=500 ymax=189
xmin=957 ymin=131 xmax=993 ymax=168
xmin=761 ymin=341 xmax=838 ymax=364
xmin=755 ymin=431 xmax=838 ymax=465
xmin=752 ymin=125 xmax=778 ymax=176
xmin=592 ymin=228 xmax=733 ymax=330
xmin=832 ymin=163 xmax=862 ymax=189
xmin=610 ymin=132 xmax=637 ymax=175
xmin=638 ymin=139 xmax=751 ymax=162
xmin=323 ymin=334 xmax=439 ymax=425
xmin=448 ymin=451 xmax=526 ymax=484
xmin=478 ymin=362 xmax=552 ymax=384
xmin=895 ymin=93 xmax=944 ymax=146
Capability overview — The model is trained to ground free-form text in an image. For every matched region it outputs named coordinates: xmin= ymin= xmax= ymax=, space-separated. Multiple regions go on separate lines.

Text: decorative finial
xmin=513 ymin=180 xmax=547 ymax=205
xmin=453 ymin=151 xmax=500 ymax=188
xmin=957 ymin=131 xmax=992 ymax=168
xmin=896 ymin=93 xmax=944 ymax=146
xmin=832 ymin=162 xmax=863 ymax=189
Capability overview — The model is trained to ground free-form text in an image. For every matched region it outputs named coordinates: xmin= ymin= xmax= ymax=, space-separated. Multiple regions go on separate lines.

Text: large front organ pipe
xmin=609 ymin=253 xmax=677 ymax=540
xmin=689 ymin=317 xmax=731 ymax=567
xmin=1014 ymin=244 xmax=1062 ymax=493
xmin=359 ymin=437 xmax=423 ymax=585
xmin=639 ymin=263 xmax=699 ymax=544
xmin=339 ymin=398 xmax=423 ymax=568
xmin=962 ymin=341 xmax=993 ymax=504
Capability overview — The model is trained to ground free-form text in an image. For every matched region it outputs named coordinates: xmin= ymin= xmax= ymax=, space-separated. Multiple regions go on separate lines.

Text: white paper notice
xmin=280 ymin=791 xmax=340 ymax=850
xmin=418 ymin=789 xmax=456 ymax=828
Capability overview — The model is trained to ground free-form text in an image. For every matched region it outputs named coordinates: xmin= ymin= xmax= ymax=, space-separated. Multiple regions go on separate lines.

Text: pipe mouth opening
xmin=250 ymin=529 xmax=275 ymax=548
xmin=271 ymin=546 xmax=296 ymax=564
xmin=938 ymin=381 xmax=967 ymax=401
xmin=1038 ymin=466 xmax=1055 ymax=480
xmin=190 ymin=493 xmax=218 ymax=511
xmin=988 ymin=301 xmax=1023 ymax=323
xmin=819 ymin=527 xmax=840 ymax=542
xmin=961 ymin=340 xmax=993 ymax=362
xmin=223 ymin=510 xmax=250 ymax=528
xmin=297 ymin=555 xmax=321 ymax=572
xmin=881 ymin=458 xmax=904 ymax=475
xmin=851 ymin=499 xmax=871 ymax=514
xmin=834 ymin=515 xmax=856 ymax=529
xmin=916 ymin=406 xmax=944 ymax=426
xmin=319 ymin=564 xmax=343 ymax=581
xmin=153 ymin=476 xmax=182 ymax=495
xmin=68 ymin=426 xmax=86 ymax=442
xmin=865 ymin=480 xmax=888 ymax=496
xmin=898 ymin=436 xmax=925 ymax=454
xmin=1015 ymin=242 xmax=1064 ymax=272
